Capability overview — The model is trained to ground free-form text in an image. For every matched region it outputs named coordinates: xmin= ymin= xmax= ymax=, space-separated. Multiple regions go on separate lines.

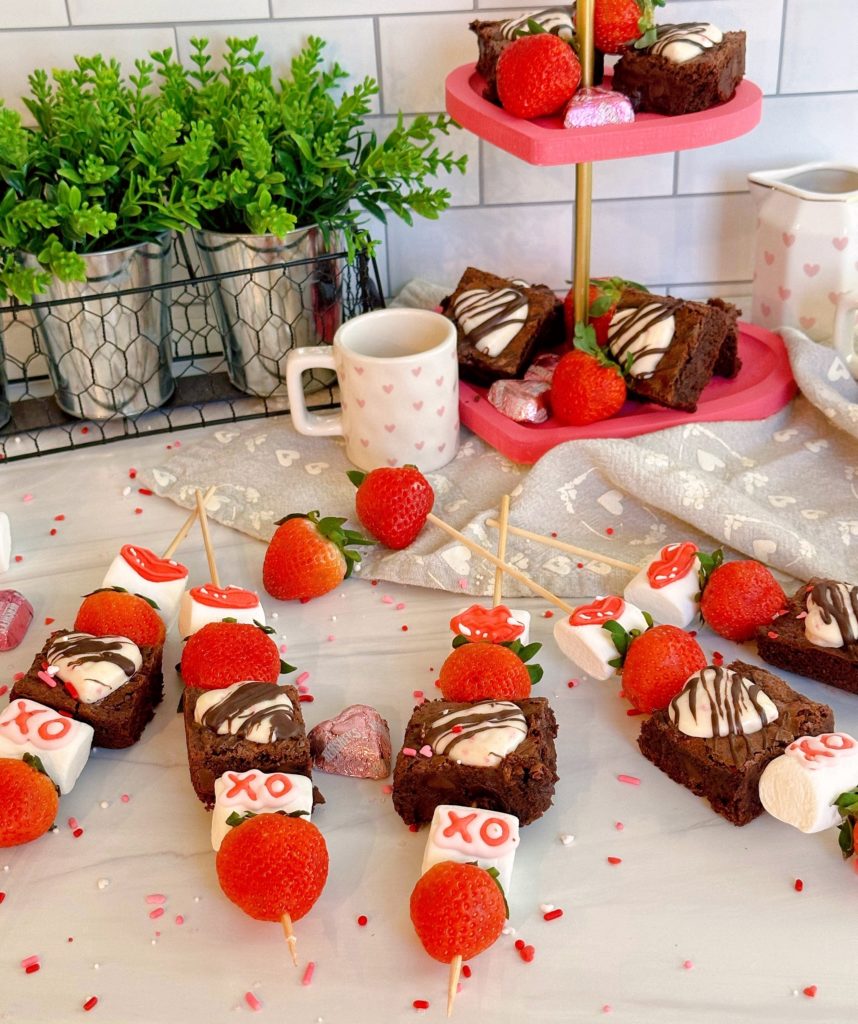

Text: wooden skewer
xmin=447 ymin=954 xmax=462 ymax=1018
xmin=485 ymin=519 xmax=639 ymax=574
xmin=162 ymin=485 xmax=216 ymax=559
xmin=280 ymin=912 xmax=298 ymax=967
xmin=492 ymin=495 xmax=511 ymax=606
xmin=195 ymin=487 xmax=221 ymax=589
xmin=426 ymin=512 xmax=575 ymax=615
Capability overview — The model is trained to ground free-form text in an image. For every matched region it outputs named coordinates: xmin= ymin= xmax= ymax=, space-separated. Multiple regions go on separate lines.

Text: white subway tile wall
xmin=0 ymin=0 xmax=854 ymax=306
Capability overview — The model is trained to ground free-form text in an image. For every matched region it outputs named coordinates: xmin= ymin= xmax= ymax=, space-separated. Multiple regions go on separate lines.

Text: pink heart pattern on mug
xmin=355 ymin=366 xmax=364 ymax=375
xmin=761 ymin=303 xmax=772 ymax=317
xmin=384 ymin=424 xmax=396 ymax=433
xmin=436 ymin=406 xmax=445 ymax=417
xmin=357 ymin=398 xmax=366 ymax=407
xmin=778 ymin=286 xmax=791 ymax=301
xmin=782 ymin=232 xmax=796 ymax=247
xmin=412 ymin=401 xmax=423 ymax=410
xmin=382 ymin=384 xmax=394 ymax=393
xmin=360 ymin=438 xmax=369 ymax=447
xmin=415 ymin=441 xmax=425 ymax=450
xmin=435 ymin=376 xmax=444 ymax=387
xmin=833 ymin=236 xmax=849 ymax=251
xmin=800 ymin=316 xmax=816 ymax=330
xmin=803 ymin=263 xmax=821 ymax=278
xmin=411 ymin=367 xmax=422 ymax=377
xmin=764 ymin=251 xmax=775 ymax=265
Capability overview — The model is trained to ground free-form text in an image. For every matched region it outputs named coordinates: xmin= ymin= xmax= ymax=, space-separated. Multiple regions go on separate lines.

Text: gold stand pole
xmin=573 ymin=0 xmax=595 ymax=324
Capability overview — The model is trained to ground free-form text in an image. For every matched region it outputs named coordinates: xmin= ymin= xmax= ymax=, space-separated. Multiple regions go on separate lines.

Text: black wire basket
xmin=0 ymin=234 xmax=384 ymax=463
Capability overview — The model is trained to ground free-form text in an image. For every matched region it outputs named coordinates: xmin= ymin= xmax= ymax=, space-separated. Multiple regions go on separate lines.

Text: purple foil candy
xmin=0 ymin=589 xmax=33 ymax=652
xmin=524 ymin=352 xmax=561 ymax=385
xmin=488 ymin=379 xmax=551 ymax=424
xmin=563 ymin=87 xmax=635 ymax=129
xmin=308 ymin=704 xmax=392 ymax=779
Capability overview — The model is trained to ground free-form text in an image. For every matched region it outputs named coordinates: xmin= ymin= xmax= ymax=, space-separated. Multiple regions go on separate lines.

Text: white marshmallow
xmin=0 ymin=698 xmax=94 ymax=794
xmin=760 ymin=733 xmax=858 ymax=833
xmin=211 ymin=770 xmax=313 ymax=851
xmin=421 ymin=804 xmax=519 ymax=896
xmin=178 ymin=585 xmax=265 ymax=638
xmin=624 ymin=543 xmax=701 ymax=628
xmin=102 ymin=545 xmax=188 ymax=624
xmin=0 ymin=512 xmax=10 ymax=574
xmin=553 ymin=597 xmax=650 ymax=681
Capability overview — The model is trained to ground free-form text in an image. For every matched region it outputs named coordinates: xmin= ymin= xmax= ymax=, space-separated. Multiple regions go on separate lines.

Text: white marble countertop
xmin=1 ymin=426 xmax=856 ymax=1024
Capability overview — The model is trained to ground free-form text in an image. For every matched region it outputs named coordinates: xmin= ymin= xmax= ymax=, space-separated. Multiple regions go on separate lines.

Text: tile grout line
xmin=63 ymin=0 xmax=72 ymax=27
xmin=372 ymin=15 xmax=385 ymax=114
xmin=776 ymin=0 xmax=790 ymax=94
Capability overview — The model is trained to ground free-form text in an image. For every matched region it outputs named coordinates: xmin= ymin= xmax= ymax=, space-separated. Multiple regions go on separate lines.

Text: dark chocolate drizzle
xmin=46 ymin=632 xmax=139 ymax=677
xmin=424 ymin=700 xmax=527 ymax=760
xmin=499 ymin=7 xmax=573 ymax=40
xmin=200 ymin=682 xmax=299 ymax=742
xmin=810 ymin=580 xmax=858 ymax=645
xmin=452 ymin=287 xmax=528 ymax=346
xmin=650 ymin=23 xmax=718 ymax=58
xmin=607 ymin=302 xmax=676 ymax=378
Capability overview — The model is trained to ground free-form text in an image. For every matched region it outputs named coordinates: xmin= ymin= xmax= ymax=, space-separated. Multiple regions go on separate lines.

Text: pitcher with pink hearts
xmin=749 ymin=162 xmax=858 ymax=343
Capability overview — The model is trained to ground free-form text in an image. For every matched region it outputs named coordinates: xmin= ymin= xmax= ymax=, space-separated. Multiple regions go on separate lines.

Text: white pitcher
xmin=749 ymin=162 xmax=858 ymax=343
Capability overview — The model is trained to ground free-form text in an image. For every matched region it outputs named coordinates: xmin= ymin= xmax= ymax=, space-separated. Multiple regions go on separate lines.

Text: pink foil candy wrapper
xmin=563 ymin=87 xmax=635 ymax=129
xmin=0 ymin=589 xmax=34 ymax=652
xmin=487 ymin=379 xmax=551 ymax=424
xmin=308 ymin=703 xmax=392 ymax=779
xmin=524 ymin=352 xmax=561 ymax=385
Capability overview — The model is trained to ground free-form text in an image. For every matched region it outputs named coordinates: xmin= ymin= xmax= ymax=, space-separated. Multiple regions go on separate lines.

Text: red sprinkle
xmin=25 ymin=963 xmax=40 ymax=974
xmin=357 ymin=915 xmax=368 ymax=927
xmin=120 ymin=794 xmax=130 ymax=803
xmin=794 ymin=878 xmax=804 ymax=892
xmin=0 ymin=685 xmax=8 ymax=697
xmin=134 ymin=508 xmax=143 ymax=515
xmin=299 ymin=694 xmax=315 ymax=703
xmin=49 ymin=529 xmax=57 ymax=536
xmin=401 ymin=625 xmax=409 ymax=632
xmin=520 ymin=945 xmax=536 ymax=963
xmin=543 ymin=908 xmax=563 ymax=921
xmin=413 ymin=1000 xmax=430 ymax=1011
xmin=617 ymin=774 xmax=641 ymax=786
xmin=607 ymin=857 xmax=622 ymax=865
xmin=83 ymin=996 xmax=98 ymax=1012
xmin=408 ymin=824 xmax=419 ymax=833
xmin=712 ymin=651 xmax=724 ymax=666
xmin=803 ymin=986 xmax=818 ymax=998
xmin=138 ymin=487 xmax=153 ymax=496
xmin=688 ymin=630 xmax=697 ymax=638
xmin=605 ymin=527 xmax=615 ymax=535
xmin=301 ymin=962 xmax=315 ymax=986
xmin=542 ymin=610 xmax=554 ymax=618
xmin=514 ymin=939 xmax=525 ymax=951
xmin=81 ymin=427 xmax=89 ymax=434
xmin=65 ymin=682 xmax=80 ymax=701
xmin=577 ymin=562 xmax=584 ymax=569
xmin=0 ymin=891 xmax=5 ymax=903
xmin=245 ymin=992 xmax=262 ymax=1012
xmin=371 ymin=579 xmax=378 ymax=586
xmin=44 ymin=617 xmax=54 ymax=625
xmin=567 ymin=679 xmax=579 ymax=689
xmin=14 ymin=555 xmax=23 ymax=563
xmin=626 ymin=708 xmax=645 ymax=716
xmin=72 ymin=828 xmax=84 ymax=839
xmin=175 ymin=915 xmax=184 ymax=926
xmin=55 ymin=514 xmax=65 ymax=521
xmin=129 ymin=469 xmax=137 ymax=479
xmin=451 ymin=725 xmax=464 ymax=734
xmin=551 ymin=532 xmax=558 ymax=538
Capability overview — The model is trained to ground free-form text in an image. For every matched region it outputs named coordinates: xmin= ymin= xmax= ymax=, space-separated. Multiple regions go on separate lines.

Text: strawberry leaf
xmin=485 ymin=866 xmax=510 ymax=919
xmin=451 ymin=634 xmax=470 ymax=649
xmin=602 ymin=619 xmax=632 ymax=666
xmin=253 ymin=620 xmax=276 ymax=634
xmin=23 ymin=752 xmax=48 ymax=777
xmin=347 ymin=470 xmax=366 ymax=489
xmin=696 ymin=548 xmax=724 ymax=600
xmin=526 ymin=663 xmax=544 ymax=686
xmin=280 ymin=659 xmax=297 ymax=674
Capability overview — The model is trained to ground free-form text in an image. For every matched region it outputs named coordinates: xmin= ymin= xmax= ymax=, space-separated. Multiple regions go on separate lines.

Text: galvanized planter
xmin=25 ymin=235 xmax=174 ymax=420
xmin=193 ymin=225 xmax=342 ymax=398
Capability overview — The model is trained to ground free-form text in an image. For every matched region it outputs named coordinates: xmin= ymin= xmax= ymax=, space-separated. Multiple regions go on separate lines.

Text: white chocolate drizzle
xmin=500 ymin=8 xmax=574 ymax=41
xmin=607 ymin=303 xmax=676 ymax=379
xmin=668 ymin=666 xmax=778 ymax=739
xmin=452 ymin=287 xmax=528 ymax=358
xmin=424 ymin=701 xmax=527 ymax=768
xmin=649 ymin=22 xmax=723 ymax=64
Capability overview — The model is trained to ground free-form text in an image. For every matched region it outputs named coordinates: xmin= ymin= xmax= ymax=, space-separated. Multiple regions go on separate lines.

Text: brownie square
xmin=391 ymin=697 xmax=558 ymax=827
xmin=184 ymin=682 xmax=313 ymax=806
xmin=612 ymin=29 xmax=746 ymax=117
xmin=441 ymin=266 xmax=563 ymax=386
xmin=607 ymin=287 xmax=735 ymax=412
xmin=470 ymin=19 xmax=510 ymax=104
xmin=757 ymin=580 xmax=858 ymax=695
xmin=638 ymin=661 xmax=834 ymax=826
xmin=708 ymin=297 xmax=742 ymax=378
xmin=10 ymin=629 xmax=163 ymax=749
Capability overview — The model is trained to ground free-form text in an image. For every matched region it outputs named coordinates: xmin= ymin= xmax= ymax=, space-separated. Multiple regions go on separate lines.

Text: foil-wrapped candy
xmin=0 ymin=589 xmax=33 ymax=652
xmin=487 ymin=379 xmax=551 ymax=424
xmin=524 ymin=353 xmax=561 ymax=385
xmin=308 ymin=704 xmax=392 ymax=779
xmin=563 ymin=87 xmax=635 ymax=129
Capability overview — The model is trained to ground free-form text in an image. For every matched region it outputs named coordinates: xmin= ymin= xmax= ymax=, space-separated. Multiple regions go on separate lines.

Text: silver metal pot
xmin=25 ymin=235 xmax=174 ymax=420
xmin=193 ymin=225 xmax=342 ymax=398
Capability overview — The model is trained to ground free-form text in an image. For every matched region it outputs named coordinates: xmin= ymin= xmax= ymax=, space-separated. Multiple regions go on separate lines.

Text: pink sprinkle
xmin=295 ymin=672 xmax=310 ymax=687
xmin=381 ymin=595 xmax=394 ymax=605
xmin=683 ymin=960 xmax=694 ymax=970
xmin=567 ymin=679 xmax=579 ymax=688
xmin=245 ymin=992 xmax=262 ymax=1012
xmin=412 ymin=690 xmax=424 ymax=699
xmin=145 ymin=894 xmax=166 ymax=905
xmin=381 ymin=784 xmax=393 ymax=794
xmin=175 ymin=915 xmax=184 ymax=926
xmin=602 ymin=1006 xmax=613 ymax=1014
xmin=327 ymin=635 xmax=335 ymax=642
xmin=617 ymin=774 xmax=640 ymax=786
xmin=0 ymin=685 xmax=7 ymax=697
xmin=457 ymin=578 xmax=468 ymax=590
xmin=395 ymin=602 xmax=406 ymax=611
xmin=149 ymin=907 xmax=164 ymax=920
xmin=797 ymin=611 xmax=808 ymax=620
xmin=120 ymin=794 xmax=130 ymax=803
xmin=20 ymin=955 xmax=40 ymax=969
xmin=767 ymin=631 xmax=779 ymax=639
xmin=279 ymin=644 xmax=288 ymax=654
xmin=174 ymin=441 xmax=181 ymax=447
xmin=402 ymin=747 xmax=417 ymax=757
xmin=83 ymin=996 xmax=98 ymax=1011
xmin=301 ymin=962 xmax=315 ymax=986
xmin=607 ymin=857 xmax=622 ymax=865
xmin=297 ymin=683 xmax=309 ymax=695
xmin=12 ymin=673 xmax=24 ymax=682
xmin=419 ymin=745 xmax=433 ymax=758
xmin=22 ymin=494 xmax=33 ymax=503
xmin=68 ymin=817 xmax=79 ymax=830
xmin=615 ymin=822 xmax=624 ymax=831
xmin=37 ymin=671 xmax=57 ymax=689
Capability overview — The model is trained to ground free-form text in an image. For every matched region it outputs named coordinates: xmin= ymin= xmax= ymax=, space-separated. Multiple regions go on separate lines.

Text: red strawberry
xmin=496 ymin=33 xmax=581 ymax=119
xmin=348 ymin=467 xmax=434 ymax=550
xmin=621 ymin=624 xmax=707 ymax=712
xmin=588 ymin=0 xmax=664 ymax=55
xmin=410 ymin=861 xmax=506 ymax=964
xmin=439 ymin=641 xmax=536 ymax=701
xmin=563 ymin=277 xmax=644 ymax=345
xmin=180 ymin=621 xmax=283 ymax=690
xmin=551 ymin=325 xmax=627 ymax=426
xmin=0 ymin=755 xmax=59 ymax=848
xmin=74 ymin=588 xmax=166 ymax=649
xmin=700 ymin=560 xmax=787 ymax=642
xmin=263 ymin=511 xmax=373 ymax=602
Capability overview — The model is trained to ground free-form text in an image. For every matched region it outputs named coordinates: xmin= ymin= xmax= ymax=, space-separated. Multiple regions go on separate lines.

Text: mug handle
xmin=833 ymin=293 xmax=858 ymax=376
xmin=285 ymin=347 xmax=343 ymax=437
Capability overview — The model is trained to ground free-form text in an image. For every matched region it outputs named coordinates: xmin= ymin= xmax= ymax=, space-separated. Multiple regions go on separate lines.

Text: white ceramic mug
xmin=286 ymin=308 xmax=460 ymax=472
xmin=834 ymin=291 xmax=858 ymax=379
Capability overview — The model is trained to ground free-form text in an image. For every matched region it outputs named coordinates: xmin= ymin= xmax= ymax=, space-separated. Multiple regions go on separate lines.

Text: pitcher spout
xmin=748 ymin=162 xmax=858 ymax=203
